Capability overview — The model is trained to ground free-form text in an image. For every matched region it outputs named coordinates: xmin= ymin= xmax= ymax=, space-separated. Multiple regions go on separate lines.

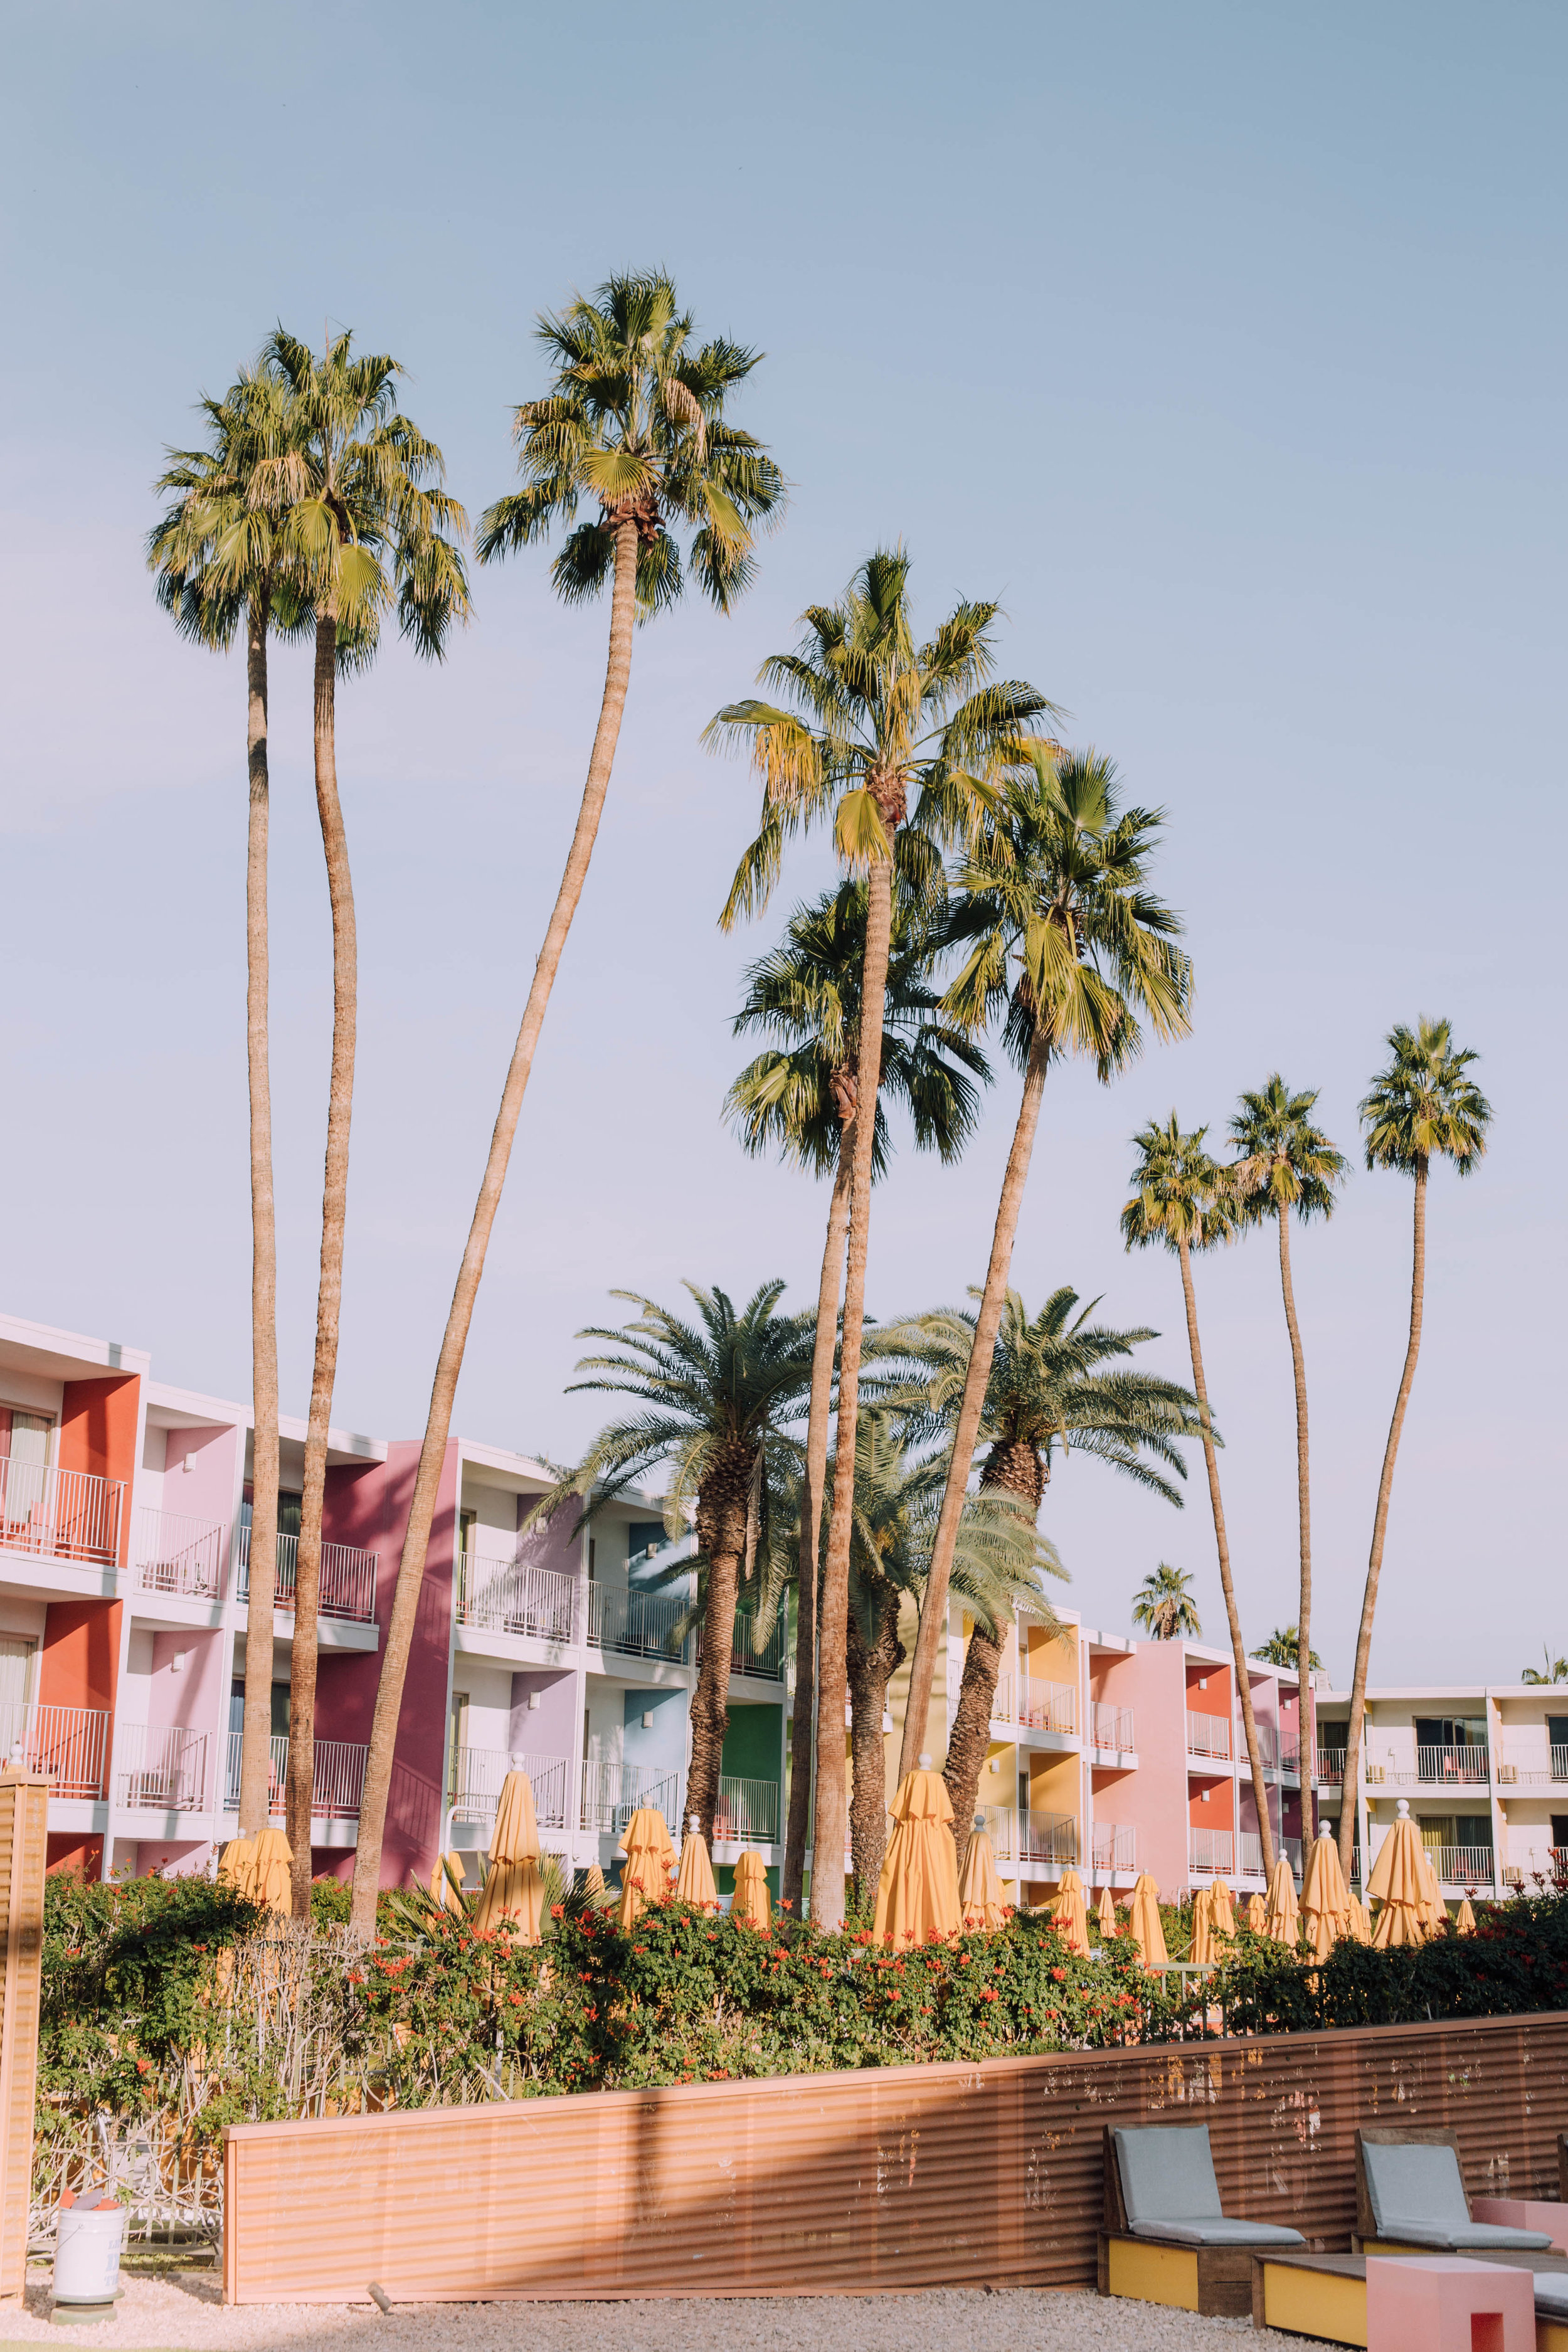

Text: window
xmin=0 ymin=1411 xmax=51 ymax=1522
xmin=0 ymin=1635 xmax=34 ymax=1727
xmin=1414 ymin=1717 xmax=1486 ymax=1749
xmin=458 ymin=1509 xmax=476 ymax=1565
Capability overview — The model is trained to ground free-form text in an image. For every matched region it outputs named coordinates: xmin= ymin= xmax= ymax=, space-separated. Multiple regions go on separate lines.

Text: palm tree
xmin=147 ymin=362 xmax=310 ymax=1844
xmin=531 ymin=1283 xmax=817 ymax=1845
xmin=897 ymin=748 xmax=1192 ymax=1782
xmin=256 ymin=329 xmax=470 ymax=1917
xmin=726 ymin=876 xmax=990 ymax=1905
xmin=1337 ymin=1019 xmax=1491 ymax=1881
xmin=351 ymin=273 xmax=781 ymax=1929
xmin=710 ymin=550 xmax=1050 ymax=1929
xmin=1252 ymin=1627 xmax=1325 ymax=1670
xmin=1522 ymin=1649 xmax=1568 ymax=1686
xmin=1229 ymin=1076 xmax=1347 ymax=1836
xmin=880 ymin=1285 xmax=1204 ymax=1832
xmin=1133 ymin=1562 xmax=1202 ymax=1640
xmin=1121 ymin=1115 xmax=1276 ymax=1874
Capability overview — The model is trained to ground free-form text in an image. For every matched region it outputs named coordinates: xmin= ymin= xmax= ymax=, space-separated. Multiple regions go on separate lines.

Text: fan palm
xmin=352 ymin=273 xmax=781 ymax=1930
xmin=726 ymin=876 xmax=990 ymax=1904
xmin=1337 ymin=1019 xmax=1491 ymax=1882
xmin=1133 ymin=1562 xmax=1202 ymax=1640
xmin=1120 ymin=1115 xmax=1276 ymax=1873
xmin=147 ymin=363 xmax=310 ymax=1845
xmin=897 ymin=748 xmax=1191 ymax=1781
xmin=1230 ymin=1076 xmax=1347 ymax=1835
xmin=252 ymin=328 xmax=470 ymax=1917
xmin=711 ymin=551 xmax=1052 ymax=1929
xmin=881 ymin=1285 xmax=1202 ymax=1832
xmin=530 ymin=1283 xmax=817 ymax=1846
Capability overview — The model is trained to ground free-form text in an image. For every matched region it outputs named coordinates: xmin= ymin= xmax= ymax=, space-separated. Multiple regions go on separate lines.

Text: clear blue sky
xmin=2 ymin=3 xmax=1562 ymax=1684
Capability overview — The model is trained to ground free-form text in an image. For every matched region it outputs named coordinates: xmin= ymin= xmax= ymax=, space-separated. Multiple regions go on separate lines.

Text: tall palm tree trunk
xmin=847 ymin=1584 xmax=904 ymax=1904
xmin=1275 ymin=1205 xmax=1316 ymax=1841
xmin=941 ymin=1440 xmax=1044 ymax=1866
xmin=781 ymin=1137 xmax=853 ymax=1907
xmin=813 ymin=856 xmax=893 ymax=1932
xmin=1175 ymin=1234 xmax=1276 ymax=1876
xmin=290 ymin=612 xmax=358 ymax=1917
xmin=350 ymin=516 xmax=641 ymax=1929
xmin=898 ymin=1026 xmax=1051 ymax=1780
xmin=238 ymin=593 xmax=281 ymax=1840
xmin=687 ymin=1503 xmax=750 ymax=1843
xmin=1337 ymin=1161 xmax=1426 ymax=1885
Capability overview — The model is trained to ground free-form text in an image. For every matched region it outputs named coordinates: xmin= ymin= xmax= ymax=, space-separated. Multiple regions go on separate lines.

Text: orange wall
xmin=58 ymin=1374 xmax=140 ymax=1565
xmin=1185 ymin=1661 xmax=1231 ymax=1720
xmin=1188 ymin=1776 xmax=1234 ymax=1830
xmin=38 ymin=1599 xmax=122 ymax=1715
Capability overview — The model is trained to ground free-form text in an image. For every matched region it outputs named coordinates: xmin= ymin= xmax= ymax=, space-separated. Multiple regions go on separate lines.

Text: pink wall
xmin=1088 ymin=1641 xmax=1192 ymax=1900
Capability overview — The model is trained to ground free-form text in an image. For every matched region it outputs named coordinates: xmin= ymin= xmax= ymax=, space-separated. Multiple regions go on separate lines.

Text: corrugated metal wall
xmin=0 ymin=1775 xmax=48 ymax=2305
xmin=223 ymin=2008 xmax=1568 ymax=2303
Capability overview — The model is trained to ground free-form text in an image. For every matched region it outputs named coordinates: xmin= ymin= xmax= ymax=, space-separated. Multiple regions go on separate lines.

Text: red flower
xmin=1051 ymin=1966 xmax=1067 ymax=1981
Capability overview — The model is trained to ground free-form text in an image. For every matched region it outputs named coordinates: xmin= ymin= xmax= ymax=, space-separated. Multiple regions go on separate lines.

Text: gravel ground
xmin=3 ymin=2274 xmax=1337 ymax=2351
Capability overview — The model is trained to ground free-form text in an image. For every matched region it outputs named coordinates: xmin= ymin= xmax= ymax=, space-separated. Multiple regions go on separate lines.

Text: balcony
xmin=1503 ymin=1845 xmax=1568 ymax=1890
xmin=1432 ymin=1843 xmax=1495 ymax=1888
xmin=1185 ymin=1710 xmax=1232 ymax=1762
xmin=1089 ymin=1820 xmax=1137 ymax=1873
xmin=1189 ymin=1828 xmax=1235 ymax=1877
xmin=237 ymin=1528 xmax=378 ymax=1624
xmin=0 ymin=1457 xmax=124 ymax=1569
xmin=585 ymin=1582 xmax=688 ymax=1665
xmin=1253 ymin=1724 xmax=1301 ymax=1774
xmin=223 ymin=1732 xmax=368 ymax=1818
xmin=1396 ymin=1744 xmax=1490 ymax=1787
xmin=700 ymin=1607 xmax=787 ymax=1683
xmin=1496 ymin=1747 xmax=1568 ymax=1787
xmin=134 ymin=1507 xmax=227 ymax=1601
xmin=115 ymin=1724 xmax=208 ymax=1811
xmin=1088 ymin=1703 xmax=1135 ymax=1754
xmin=447 ymin=1744 xmax=569 ymax=1831
xmin=713 ymin=1774 xmax=780 ymax=1844
xmin=456 ymin=1551 xmax=576 ymax=1644
xmin=992 ymin=1673 xmax=1076 ymax=1737
xmin=0 ymin=1702 xmax=109 ymax=1798
xmin=579 ymin=1757 xmax=682 ymax=1835
xmin=1316 ymin=1747 xmax=1347 ymax=1783
xmin=979 ymin=1806 xmax=1076 ymax=1868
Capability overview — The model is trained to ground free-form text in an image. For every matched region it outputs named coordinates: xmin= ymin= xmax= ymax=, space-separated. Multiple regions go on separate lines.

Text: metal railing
xmin=455 ymin=1552 xmax=577 ymax=1643
xmin=1316 ymin=1747 xmax=1347 ymax=1782
xmin=723 ymin=1609 xmax=788 ymax=1682
xmin=0 ymin=1456 xmax=124 ymax=1568
xmin=1504 ymin=1845 xmax=1568 ymax=1888
xmin=992 ymin=1673 xmax=1076 ymax=1737
xmin=1188 ymin=1828 xmax=1234 ymax=1876
xmin=115 ymin=1723 xmax=208 ymax=1811
xmin=585 ymin=1583 xmax=688 ymax=1664
xmin=1402 ymin=1744 xmax=1490 ymax=1786
xmin=1253 ymin=1724 xmax=1303 ymax=1772
xmin=1432 ymin=1843 xmax=1495 ymax=1887
xmin=1496 ymin=1746 xmax=1568 ymax=1786
xmin=223 ymin=1731 xmax=368 ymax=1817
xmin=0 ymin=1702 xmax=109 ymax=1797
xmin=1089 ymin=1820 xmax=1136 ymax=1873
xmin=1185 ymin=1710 xmax=1232 ymax=1761
xmin=1018 ymin=1809 xmax=1078 ymax=1867
xmin=1088 ymin=1703 xmax=1135 ymax=1752
xmin=712 ymin=1774 xmax=780 ymax=1844
xmin=238 ymin=1528 xmax=378 ymax=1623
xmin=579 ymin=1758 xmax=682 ymax=1835
xmin=134 ymin=1506 xmax=227 ymax=1600
xmin=447 ymin=1745 xmax=569 ymax=1831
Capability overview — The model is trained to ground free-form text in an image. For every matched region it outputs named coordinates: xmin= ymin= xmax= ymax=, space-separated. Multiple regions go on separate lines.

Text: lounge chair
xmin=1355 ymin=2127 xmax=1555 ymax=2254
xmin=1099 ymin=2122 xmax=1304 ymax=2316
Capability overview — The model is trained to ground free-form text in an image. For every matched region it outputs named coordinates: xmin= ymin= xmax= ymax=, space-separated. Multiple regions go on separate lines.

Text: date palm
xmin=255 ymin=328 xmax=470 ymax=1917
xmin=1253 ymin=1627 xmax=1324 ymax=1671
xmin=1121 ymin=1115 xmax=1277 ymax=1873
xmin=1522 ymin=1649 xmax=1568 ymax=1686
xmin=711 ymin=550 xmax=1051 ymax=1929
xmin=882 ymin=1284 xmax=1202 ymax=1836
xmin=1133 ymin=1561 xmax=1202 ymax=1640
xmin=726 ymin=876 xmax=990 ymax=1905
xmin=898 ymin=748 xmax=1191 ymax=1783
xmin=351 ymin=273 xmax=782 ymax=1929
xmin=147 ymin=363 xmax=309 ymax=1847
xmin=532 ymin=1283 xmax=817 ymax=1847
xmin=1230 ymin=1076 xmax=1347 ymax=1836
xmin=1337 ymin=1019 xmax=1491 ymax=1882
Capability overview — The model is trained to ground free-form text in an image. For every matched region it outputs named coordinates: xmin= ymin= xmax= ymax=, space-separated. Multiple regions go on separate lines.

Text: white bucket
xmin=53 ymin=2204 xmax=124 ymax=2307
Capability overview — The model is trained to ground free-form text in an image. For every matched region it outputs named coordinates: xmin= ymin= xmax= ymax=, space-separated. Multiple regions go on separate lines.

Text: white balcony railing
xmin=1185 ymin=1710 xmax=1232 ymax=1761
xmin=455 ymin=1551 xmax=577 ymax=1643
xmin=585 ymin=1583 xmax=688 ymax=1665
xmin=1019 ymin=1808 xmax=1078 ymax=1867
xmin=1316 ymin=1747 xmax=1347 ymax=1783
xmin=134 ymin=1506 xmax=227 ymax=1601
xmin=579 ymin=1758 xmax=682 ymax=1835
xmin=1503 ymin=1845 xmax=1568 ymax=1889
xmin=223 ymin=1732 xmax=368 ymax=1818
xmin=0 ymin=1456 xmax=124 ymax=1569
xmin=0 ymin=1702 xmax=109 ymax=1797
xmin=1404 ymin=1744 xmax=1490 ymax=1786
xmin=1088 ymin=1703 xmax=1135 ymax=1753
xmin=1433 ymin=1843 xmax=1495 ymax=1887
xmin=993 ymin=1673 xmax=1076 ymax=1737
xmin=1252 ymin=1724 xmax=1303 ymax=1773
xmin=115 ymin=1723 xmax=208 ymax=1811
xmin=1089 ymin=1820 xmax=1137 ymax=1873
xmin=1189 ymin=1827 xmax=1234 ymax=1876
xmin=237 ymin=1528 xmax=378 ymax=1624
xmin=1496 ymin=1747 xmax=1568 ymax=1788
xmin=724 ymin=1609 xmax=788 ymax=1683
xmin=712 ymin=1774 xmax=780 ymax=1844
xmin=447 ymin=1745 xmax=569 ymax=1831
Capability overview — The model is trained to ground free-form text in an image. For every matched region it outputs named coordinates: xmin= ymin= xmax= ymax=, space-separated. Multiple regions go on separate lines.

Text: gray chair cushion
xmin=1373 ymin=2220 xmax=1555 ymax=2252
xmin=1362 ymin=2141 xmax=1472 ymax=2234
xmin=1129 ymin=2217 xmax=1306 ymax=2249
xmin=1115 ymin=2127 xmax=1223 ymax=2225
xmin=1534 ymin=2275 xmax=1568 ymax=2318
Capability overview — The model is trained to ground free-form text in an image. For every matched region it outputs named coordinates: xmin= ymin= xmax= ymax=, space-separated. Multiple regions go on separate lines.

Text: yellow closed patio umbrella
xmin=1369 ymin=1803 xmax=1428 ymax=1947
xmin=615 ymin=1804 xmax=675 ymax=1931
xmin=675 ymin=1816 xmax=719 ymax=1910
xmin=872 ymin=1761 xmax=961 ymax=1946
xmin=1244 ymin=1892 xmax=1268 ymax=1933
xmin=1095 ymin=1883 xmax=1118 ymax=1939
xmin=1049 ymin=1867 xmax=1092 ymax=1957
xmin=1347 ymin=1894 xmax=1372 ymax=1943
xmin=1421 ymin=1849 xmax=1448 ymax=1931
xmin=474 ymin=1766 xmax=548 ymax=1944
xmin=958 ymin=1820 xmax=1006 ymax=1931
xmin=1263 ymin=1852 xmax=1300 ymax=1945
xmin=248 ymin=1826 xmax=292 ymax=1914
xmin=1454 ymin=1895 xmax=1476 ymax=1935
xmin=217 ymin=1836 xmax=257 ymax=1895
xmin=1189 ymin=1885 xmax=1214 ymax=1966
xmin=583 ymin=1863 xmax=607 ymax=1901
xmin=1125 ymin=1873 xmax=1168 ymax=1966
xmin=1301 ymin=1826 xmax=1352 ymax=1961
xmin=430 ymin=1851 xmax=466 ymax=1912
xmin=1209 ymin=1877 xmax=1237 ymax=1939
xmin=731 ymin=1850 xmax=772 ymax=1928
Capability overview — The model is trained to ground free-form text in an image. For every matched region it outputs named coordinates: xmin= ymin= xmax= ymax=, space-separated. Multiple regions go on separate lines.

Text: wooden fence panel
xmin=0 ymin=1774 xmax=48 ymax=2305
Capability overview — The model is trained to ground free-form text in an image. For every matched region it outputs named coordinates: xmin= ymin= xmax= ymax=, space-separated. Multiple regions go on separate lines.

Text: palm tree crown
xmin=1132 ymin=1562 xmax=1202 ymax=1640
xmin=1229 ymin=1076 xmax=1348 ymax=1226
xmin=1120 ymin=1114 xmax=1241 ymax=1258
xmin=475 ymin=270 xmax=783 ymax=615
xmin=1360 ymin=1017 xmax=1493 ymax=1179
xmin=1252 ymin=1626 xmax=1324 ymax=1670
xmin=147 ymin=368 xmax=310 ymax=647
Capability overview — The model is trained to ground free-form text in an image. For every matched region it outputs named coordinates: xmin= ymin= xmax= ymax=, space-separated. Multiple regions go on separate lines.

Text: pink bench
xmin=1366 ymin=2255 xmax=1535 ymax=2352
xmin=1471 ymin=2196 xmax=1567 ymax=2250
